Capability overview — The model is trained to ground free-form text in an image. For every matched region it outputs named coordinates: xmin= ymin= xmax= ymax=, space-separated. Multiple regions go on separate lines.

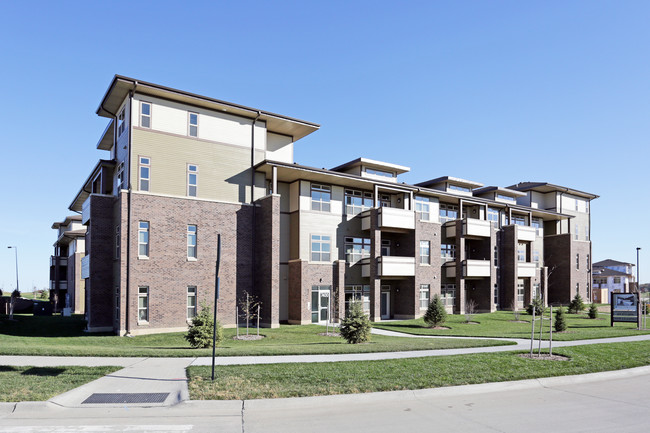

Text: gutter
xmin=250 ymin=111 xmax=261 ymax=297
xmin=125 ymin=83 xmax=137 ymax=336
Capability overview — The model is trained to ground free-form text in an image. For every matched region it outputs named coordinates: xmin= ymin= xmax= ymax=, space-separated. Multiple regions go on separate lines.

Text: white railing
xmin=81 ymin=255 xmax=90 ymax=279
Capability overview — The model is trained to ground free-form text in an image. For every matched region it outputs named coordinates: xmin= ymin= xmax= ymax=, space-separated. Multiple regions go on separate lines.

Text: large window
xmin=311 ymin=234 xmax=331 ymax=262
xmin=415 ymin=196 xmax=430 ymax=221
xmin=441 ymin=285 xmax=456 ymax=307
xmin=439 ymin=204 xmax=458 ymax=223
xmin=139 ymin=156 xmax=150 ymax=191
xmin=188 ymin=112 xmax=198 ymax=137
xmin=517 ymin=243 xmax=527 ymax=262
xmin=345 ymin=189 xmax=373 ymax=215
xmin=345 ymin=285 xmax=370 ymax=314
xmin=117 ymin=108 xmax=125 ymax=137
xmin=496 ymin=194 xmax=515 ymax=202
xmin=487 ymin=207 xmax=499 ymax=225
xmin=138 ymin=221 xmax=149 ymax=258
xmin=449 ymin=184 xmax=470 ymax=193
xmin=140 ymin=102 xmax=151 ymax=128
xmin=441 ymin=243 xmax=456 ymax=260
xmin=345 ymin=237 xmax=370 ymax=263
xmin=533 ymin=283 xmax=540 ymax=299
xmin=187 ymin=225 xmax=197 ymax=259
xmin=420 ymin=241 xmax=430 ymax=265
xmin=517 ymin=281 xmax=524 ymax=302
xmin=534 ymin=250 xmax=540 ymax=267
xmin=311 ymin=184 xmax=331 ymax=212
xmin=512 ymin=214 xmax=526 ymax=226
xmin=138 ymin=287 xmax=149 ymax=322
xmin=116 ymin=161 xmax=125 ymax=190
xmin=419 ymin=284 xmax=430 ymax=309
xmin=187 ymin=164 xmax=198 ymax=197
xmin=381 ymin=239 xmax=391 ymax=256
xmin=187 ymin=286 xmax=197 ymax=320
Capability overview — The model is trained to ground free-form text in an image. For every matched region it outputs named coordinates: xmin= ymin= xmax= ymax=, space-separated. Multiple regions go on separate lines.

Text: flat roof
xmin=330 ymin=157 xmax=410 ymax=174
xmin=473 ymin=186 xmax=526 ymax=198
xmin=51 ymin=215 xmax=83 ymax=229
xmin=416 ymin=176 xmax=484 ymax=189
xmin=508 ymin=182 xmax=599 ymax=200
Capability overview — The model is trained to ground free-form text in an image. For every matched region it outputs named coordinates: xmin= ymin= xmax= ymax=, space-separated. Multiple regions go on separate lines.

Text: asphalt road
xmin=2 ymin=367 xmax=649 ymax=433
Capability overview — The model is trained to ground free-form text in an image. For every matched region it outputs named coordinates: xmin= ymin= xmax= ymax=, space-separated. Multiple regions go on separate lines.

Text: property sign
xmin=611 ymin=293 xmax=639 ymax=326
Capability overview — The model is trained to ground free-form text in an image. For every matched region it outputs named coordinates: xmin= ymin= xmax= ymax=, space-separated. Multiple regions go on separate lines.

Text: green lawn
xmin=187 ymin=340 xmax=650 ymax=400
xmin=0 ymin=314 xmax=511 ymax=357
xmin=374 ymin=310 xmax=650 ymax=340
xmin=0 ymin=365 xmax=119 ymax=402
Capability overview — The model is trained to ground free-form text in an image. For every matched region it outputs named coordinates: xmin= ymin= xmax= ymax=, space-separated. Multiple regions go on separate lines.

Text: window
xmin=311 ymin=184 xmax=331 ymax=212
xmin=487 ymin=207 xmax=499 ymax=225
xmin=415 ymin=196 xmax=430 ymax=221
xmin=534 ymin=250 xmax=540 ymax=267
xmin=419 ymin=284 xmax=430 ymax=309
xmin=585 ymin=226 xmax=589 ymax=241
xmin=141 ymin=102 xmax=151 ymax=128
xmin=345 ymin=189 xmax=373 ymax=215
xmin=614 ymin=277 xmax=621 ymax=284
xmin=576 ymin=282 xmax=580 ymax=294
xmin=533 ymin=283 xmax=540 ymax=299
xmin=381 ymin=239 xmax=391 ymax=256
xmin=439 ymin=204 xmax=458 ymax=223
xmin=187 ymin=164 xmax=198 ymax=197
xmin=494 ymin=284 xmax=499 ymax=305
xmin=441 ymin=284 xmax=456 ymax=307
xmin=512 ymin=214 xmax=526 ymax=226
xmin=586 ymin=254 xmax=590 ymax=269
xmin=187 ymin=286 xmax=197 ymax=320
xmin=117 ymin=108 xmax=125 ymax=137
xmin=187 ymin=225 xmax=197 ymax=259
xmin=441 ymin=243 xmax=456 ymax=260
xmin=517 ymin=243 xmax=527 ymax=262
xmin=532 ymin=218 xmax=543 ymax=236
xmin=345 ymin=285 xmax=370 ymax=314
xmin=139 ymin=157 xmax=150 ymax=191
xmin=365 ymin=168 xmax=393 ymax=178
xmin=138 ymin=221 xmax=149 ymax=258
xmin=575 ymin=198 xmax=579 ymax=211
xmin=449 ymin=184 xmax=470 ymax=193
xmin=138 ymin=287 xmax=149 ymax=322
xmin=494 ymin=245 xmax=498 ymax=267
xmin=379 ymin=194 xmax=391 ymax=207
xmin=420 ymin=241 xmax=430 ymax=265
xmin=311 ymin=235 xmax=331 ymax=262
xmin=117 ymin=161 xmax=125 ymax=190
xmin=345 ymin=237 xmax=370 ymax=263
xmin=517 ymin=281 xmax=525 ymax=302
xmin=576 ymin=253 xmax=580 ymax=270
xmin=496 ymin=194 xmax=516 ymax=202
xmin=575 ymin=226 xmax=579 ymax=240
xmin=115 ymin=226 xmax=120 ymax=260
xmin=188 ymin=112 xmax=198 ymax=137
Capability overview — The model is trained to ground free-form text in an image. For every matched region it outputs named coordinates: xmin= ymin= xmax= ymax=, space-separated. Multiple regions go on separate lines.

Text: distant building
xmin=50 ymin=215 xmax=87 ymax=313
xmin=592 ymin=259 xmax=636 ymax=303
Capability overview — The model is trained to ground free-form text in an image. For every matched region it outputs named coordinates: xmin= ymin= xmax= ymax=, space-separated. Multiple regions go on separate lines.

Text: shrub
xmin=568 ymin=293 xmax=585 ymax=314
xmin=554 ymin=307 xmax=567 ymax=332
xmin=526 ymin=297 xmax=544 ymax=316
xmin=185 ymin=303 xmax=223 ymax=349
xmin=424 ymin=294 xmax=447 ymax=327
xmin=340 ymin=301 xmax=372 ymax=344
xmin=588 ymin=303 xmax=599 ymax=319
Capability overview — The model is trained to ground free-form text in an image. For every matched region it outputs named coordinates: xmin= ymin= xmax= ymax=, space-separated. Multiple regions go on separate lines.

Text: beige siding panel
xmin=278 ymin=182 xmax=290 ymax=213
xmin=290 ymin=181 xmax=300 ymax=213
xmin=131 ymin=128 xmax=253 ymax=203
xmin=299 ymin=211 xmax=341 ymax=262
xmin=267 ymin=132 xmax=293 ymax=163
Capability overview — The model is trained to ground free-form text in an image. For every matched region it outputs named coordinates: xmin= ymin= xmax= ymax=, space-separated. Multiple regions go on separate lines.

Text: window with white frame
xmin=187 ymin=225 xmax=197 ymax=259
xmin=586 ymin=254 xmax=590 ymax=269
xmin=441 ymin=243 xmax=456 ymax=260
xmin=138 ymin=286 xmax=149 ymax=322
xmin=512 ymin=214 xmax=526 ymax=226
xmin=415 ymin=196 xmax=430 ymax=221
xmin=517 ymin=281 xmax=525 ymax=302
xmin=439 ymin=203 xmax=458 ymax=223
xmin=138 ymin=221 xmax=149 ymax=258
xmin=487 ymin=207 xmax=499 ymax=225
xmin=345 ymin=189 xmax=373 ymax=215
xmin=576 ymin=253 xmax=580 ymax=270
xmin=576 ymin=282 xmax=580 ymax=294
xmin=140 ymin=102 xmax=151 ymax=128
xmin=310 ymin=184 xmax=331 ymax=212
xmin=532 ymin=217 xmax=543 ymax=235
xmin=533 ymin=283 xmax=540 ymax=299
xmin=449 ymin=184 xmax=471 ymax=193
xmin=419 ymin=284 xmax=430 ymax=309
xmin=494 ymin=245 xmax=498 ymax=267
xmin=517 ymin=243 xmax=527 ymax=262
xmin=115 ymin=226 xmax=120 ymax=260
xmin=420 ymin=241 xmax=430 ymax=265
xmin=117 ymin=161 xmax=125 ymax=190
xmin=494 ymin=283 xmax=499 ymax=305
xmin=187 ymin=164 xmax=198 ymax=197
xmin=311 ymin=234 xmax=331 ymax=262
xmin=117 ymin=108 xmax=125 ymax=137
xmin=575 ymin=225 xmax=579 ymax=240
xmin=614 ymin=277 xmax=621 ymax=284
xmin=345 ymin=237 xmax=370 ymax=263
xmin=139 ymin=157 xmax=150 ymax=191
xmin=441 ymin=284 xmax=456 ymax=307
xmin=365 ymin=168 xmax=393 ymax=178
xmin=379 ymin=194 xmax=391 ymax=207
xmin=496 ymin=193 xmax=516 ymax=202
xmin=381 ymin=239 xmax=391 ymax=256
xmin=344 ymin=285 xmax=370 ymax=314
xmin=585 ymin=226 xmax=589 ymax=240
xmin=188 ymin=112 xmax=198 ymax=137
xmin=187 ymin=286 xmax=197 ymax=319
xmin=534 ymin=250 xmax=540 ymax=267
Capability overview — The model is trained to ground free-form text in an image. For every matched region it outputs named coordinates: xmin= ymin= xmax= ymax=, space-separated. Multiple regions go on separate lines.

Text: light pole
xmin=7 ymin=246 xmax=19 ymax=293
xmin=637 ymin=247 xmax=642 ymax=329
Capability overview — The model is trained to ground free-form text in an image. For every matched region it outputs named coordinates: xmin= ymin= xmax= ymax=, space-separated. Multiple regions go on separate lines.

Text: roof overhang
xmin=473 ymin=186 xmax=526 ymax=198
xmin=68 ymin=160 xmax=115 ymax=212
xmin=416 ymin=176 xmax=484 ymax=190
xmin=96 ymin=119 xmax=114 ymax=150
xmin=330 ymin=157 xmax=410 ymax=175
xmin=51 ymin=215 xmax=83 ymax=230
xmin=508 ymin=182 xmax=599 ymax=200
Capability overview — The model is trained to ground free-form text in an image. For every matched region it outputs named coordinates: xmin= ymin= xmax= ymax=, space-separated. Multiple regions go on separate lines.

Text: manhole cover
xmin=82 ymin=393 xmax=170 ymax=404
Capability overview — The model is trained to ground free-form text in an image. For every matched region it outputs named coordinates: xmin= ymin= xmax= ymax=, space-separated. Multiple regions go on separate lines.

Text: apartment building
xmin=65 ymin=75 xmax=596 ymax=335
xmin=592 ymin=259 xmax=636 ymax=302
xmin=50 ymin=215 xmax=86 ymax=314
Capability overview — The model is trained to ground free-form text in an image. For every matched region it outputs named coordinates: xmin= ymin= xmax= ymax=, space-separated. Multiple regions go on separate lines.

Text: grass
xmin=374 ymin=310 xmax=650 ymax=340
xmin=0 ymin=365 xmax=119 ymax=402
xmin=0 ymin=314 xmax=511 ymax=357
xmin=187 ymin=340 xmax=650 ymax=400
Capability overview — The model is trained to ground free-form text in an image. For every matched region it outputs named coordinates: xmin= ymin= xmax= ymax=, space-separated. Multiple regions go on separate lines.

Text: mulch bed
xmin=318 ymin=332 xmax=341 ymax=337
xmin=518 ymin=353 xmax=570 ymax=361
xmin=232 ymin=334 xmax=265 ymax=341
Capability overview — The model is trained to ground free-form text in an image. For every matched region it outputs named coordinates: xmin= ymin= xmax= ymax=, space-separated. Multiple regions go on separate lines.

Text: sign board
xmin=611 ymin=293 xmax=639 ymax=326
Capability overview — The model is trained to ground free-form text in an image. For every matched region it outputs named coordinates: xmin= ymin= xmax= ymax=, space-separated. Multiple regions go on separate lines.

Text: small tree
xmin=510 ymin=300 xmax=521 ymax=321
xmin=588 ymin=303 xmax=599 ymax=319
xmin=424 ymin=294 xmax=447 ymax=327
xmin=38 ymin=289 xmax=49 ymax=300
xmin=554 ymin=307 xmax=567 ymax=332
xmin=339 ymin=301 xmax=372 ymax=344
xmin=568 ymin=293 xmax=585 ymax=314
xmin=464 ymin=299 xmax=477 ymax=323
xmin=526 ymin=297 xmax=544 ymax=316
xmin=185 ymin=303 xmax=223 ymax=349
xmin=9 ymin=289 xmax=21 ymax=319
xmin=238 ymin=291 xmax=261 ymax=336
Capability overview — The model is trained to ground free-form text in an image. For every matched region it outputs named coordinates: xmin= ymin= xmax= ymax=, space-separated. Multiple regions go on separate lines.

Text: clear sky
xmin=0 ymin=1 xmax=647 ymax=292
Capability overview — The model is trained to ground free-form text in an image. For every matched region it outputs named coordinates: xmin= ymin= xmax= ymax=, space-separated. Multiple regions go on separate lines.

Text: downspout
xmin=125 ymin=84 xmax=137 ymax=336
xmin=250 ymin=111 xmax=261 ymax=295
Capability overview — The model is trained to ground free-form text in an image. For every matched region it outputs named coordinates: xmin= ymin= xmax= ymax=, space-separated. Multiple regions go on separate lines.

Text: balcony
xmin=361 ymin=256 xmax=416 ymax=277
xmin=517 ymin=226 xmax=537 ymax=242
xmin=82 ymin=196 xmax=91 ymax=225
xmin=361 ymin=207 xmax=415 ymax=231
xmin=463 ymin=259 xmax=491 ymax=277
xmin=444 ymin=262 xmax=456 ymax=278
xmin=50 ymin=281 xmax=68 ymax=290
xmin=446 ymin=218 xmax=491 ymax=238
xmin=81 ymin=255 xmax=90 ymax=279
xmin=50 ymin=256 xmax=67 ymax=267
xmin=517 ymin=262 xmax=537 ymax=277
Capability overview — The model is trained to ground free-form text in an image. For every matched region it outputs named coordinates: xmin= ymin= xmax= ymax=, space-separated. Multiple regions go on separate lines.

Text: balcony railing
xmin=361 ymin=207 xmax=415 ymax=231
xmin=82 ymin=196 xmax=91 ymax=225
xmin=517 ymin=226 xmax=537 ymax=242
xmin=517 ymin=262 xmax=537 ymax=277
xmin=446 ymin=218 xmax=491 ymax=238
xmin=50 ymin=256 xmax=67 ymax=267
xmin=49 ymin=281 xmax=68 ymax=290
xmin=361 ymin=256 xmax=415 ymax=277
xmin=463 ymin=259 xmax=491 ymax=277
xmin=81 ymin=255 xmax=90 ymax=279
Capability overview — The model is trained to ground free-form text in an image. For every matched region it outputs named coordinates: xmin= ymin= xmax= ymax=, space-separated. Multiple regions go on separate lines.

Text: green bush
xmin=554 ymin=307 xmax=567 ymax=332
xmin=568 ymin=293 xmax=585 ymax=314
xmin=526 ymin=297 xmax=544 ymax=316
xmin=588 ymin=303 xmax=599 ymax=319
xmin=424 ymin=294 xmax=447 ymax=327
xmin=185 ymin=303 xmax=223 ymax=349
xmin=340 ymin=301 xmax=372 ymax=344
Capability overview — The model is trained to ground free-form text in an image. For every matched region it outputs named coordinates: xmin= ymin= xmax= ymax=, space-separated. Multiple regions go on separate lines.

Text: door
xmin=311 ymin=286 xmax=331 ymax=324
xmin=380 ymin=286 xmax=390 ymax=320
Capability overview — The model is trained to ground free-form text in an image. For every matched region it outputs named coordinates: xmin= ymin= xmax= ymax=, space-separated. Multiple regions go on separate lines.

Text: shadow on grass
xmin=0 ymin=314 xmax=92 ymax=337
xmin=21 ymin=367 xmax=65 ymax=377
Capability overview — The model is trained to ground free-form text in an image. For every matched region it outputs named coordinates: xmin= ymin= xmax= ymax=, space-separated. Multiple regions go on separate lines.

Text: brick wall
xmin=254 ymin=194 xmax=280 ymax=328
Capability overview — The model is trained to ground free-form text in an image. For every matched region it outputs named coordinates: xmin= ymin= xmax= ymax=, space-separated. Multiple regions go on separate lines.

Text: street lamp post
xmin=7 ymin=246 xmax=19 ymax=293
xmin=637 ymin=247 xmax=642 ymax=329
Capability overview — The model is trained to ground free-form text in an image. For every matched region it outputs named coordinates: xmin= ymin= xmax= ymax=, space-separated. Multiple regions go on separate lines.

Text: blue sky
xmin=0 ymin=1 xmax=648 ymax=291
